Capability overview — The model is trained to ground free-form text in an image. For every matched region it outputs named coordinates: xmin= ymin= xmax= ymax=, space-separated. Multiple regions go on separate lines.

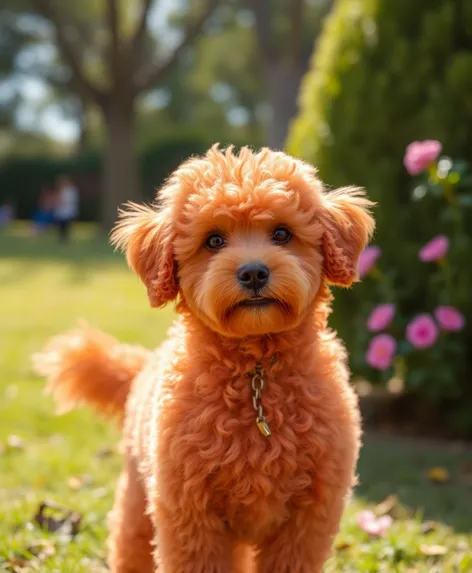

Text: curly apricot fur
xmin=34 ymin=146 xmax=375 ymax=573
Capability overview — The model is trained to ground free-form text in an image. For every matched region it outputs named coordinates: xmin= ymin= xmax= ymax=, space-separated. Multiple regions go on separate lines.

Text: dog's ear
xmin=110 ymin=203 xmax=178 ymax=308
xmin=321 ymin=187 xmax=375 ymax=287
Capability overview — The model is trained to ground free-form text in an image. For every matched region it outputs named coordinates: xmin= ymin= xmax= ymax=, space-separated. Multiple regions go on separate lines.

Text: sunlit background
xmin=1 ymin=1 xmax=472 ymax=571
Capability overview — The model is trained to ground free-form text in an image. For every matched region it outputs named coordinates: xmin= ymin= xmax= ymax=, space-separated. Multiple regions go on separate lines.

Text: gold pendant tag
xmin=256 ymin=416 xmax=272 ymax=437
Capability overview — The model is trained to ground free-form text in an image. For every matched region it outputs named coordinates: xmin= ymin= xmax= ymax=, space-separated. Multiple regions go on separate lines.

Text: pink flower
xmin=367 ymin=304 xmax=396 ymax=332
xmin=357 ymin=510 xmax=393 ymax=537
xmin=419 ymin=235 xmax=449 ymax=262
xmin=366 ymin=334 xmax=396 ymax=370
xmin=404 ymin=140 xmax=442 ymax=175
xmin=406 ymin=314 xmax=439 ymax=349
xmin=358 ymin=246 xmax=381 ymax=277
xmin=434 ymin=306 xmax=465 ymax=332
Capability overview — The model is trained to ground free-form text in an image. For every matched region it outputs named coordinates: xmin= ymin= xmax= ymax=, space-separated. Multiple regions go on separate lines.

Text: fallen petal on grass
xmin=357 ymin=509 xmax=393 ymax=536
xmin=2 ymin=435 xmax=26 ymax=453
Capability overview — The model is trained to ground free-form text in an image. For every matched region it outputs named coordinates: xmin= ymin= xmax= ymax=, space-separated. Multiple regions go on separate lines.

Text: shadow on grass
xmin=358 ymin=433 xmax=472 ymax=533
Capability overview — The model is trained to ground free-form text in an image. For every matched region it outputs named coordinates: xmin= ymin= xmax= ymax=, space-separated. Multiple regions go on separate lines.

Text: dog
xmin=34 ymin=145 xmax=375 ymax=573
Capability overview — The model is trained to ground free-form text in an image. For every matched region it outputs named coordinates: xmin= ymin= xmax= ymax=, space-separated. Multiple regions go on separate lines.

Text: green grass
xmin=1 ymin=224 xmax=471 ymax=572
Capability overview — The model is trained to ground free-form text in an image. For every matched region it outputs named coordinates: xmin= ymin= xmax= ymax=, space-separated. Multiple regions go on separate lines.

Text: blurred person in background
xmin=31 ymin=185 xmax=56 ymax=236
xmin=0 ymin=199 xmax=15 ymax=230
xmin=54 ymin=176 xmax=79 ymax=243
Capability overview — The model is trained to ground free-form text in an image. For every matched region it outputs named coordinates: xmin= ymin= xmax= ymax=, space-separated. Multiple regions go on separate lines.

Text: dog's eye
xmin=205 ymin=233 xmax=226 ymax=251
xmin=272 ymin=227 xmax=292 ymax=245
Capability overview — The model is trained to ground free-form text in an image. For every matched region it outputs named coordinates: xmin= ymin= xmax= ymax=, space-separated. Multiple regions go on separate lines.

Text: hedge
xmin=0 ymin=131 xmax=213 ymax=221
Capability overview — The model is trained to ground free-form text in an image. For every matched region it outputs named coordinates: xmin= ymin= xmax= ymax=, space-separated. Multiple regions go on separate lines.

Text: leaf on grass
xmin=67 ymin=474 xmax=93 ymax=490
xmin=374 ymin=495 xmax=398 ymax=516
xmin=3 ymin=556 xmax=30 ymax=572
xmin=427 ymin=467 xmax=450 ymax=484
xmin=3 ymin=540 xmax=56 ymax=572
xmin=420 ymin=520 xmax=438 ymax=534
xmin=34 ymin=500 xmax=81 ymax=540
xmin=95 ymin=446 xmax=115 ymax=459
xmin=419 ymin=544 xmax=447 ymax=556
xmin=374 ymin=495 xmax=412 ymax=519
xmin=25 ymin=540 xmax=56 ymax=560
xmin=335 ymin=541 xmax=352 ymax=551
xmin=92 ymin=487 xmax=108 ymax=499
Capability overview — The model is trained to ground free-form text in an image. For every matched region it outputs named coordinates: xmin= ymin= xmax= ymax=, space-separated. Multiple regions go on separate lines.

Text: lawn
xmin=1 ymin=224 xmax=471 ymax=572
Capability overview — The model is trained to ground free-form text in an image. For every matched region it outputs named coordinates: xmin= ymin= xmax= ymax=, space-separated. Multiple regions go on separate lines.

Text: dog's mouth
xmin=223 ymin=296 xmax=293 ymax=322
xmin=236 ymin=297 xmax=276 ymax=309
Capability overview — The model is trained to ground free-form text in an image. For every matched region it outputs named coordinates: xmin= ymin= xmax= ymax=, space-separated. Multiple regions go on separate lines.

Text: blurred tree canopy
xmin=137 ymin=0 xmax=331 ymax=149
xmin=0 ymin=0 xmax=37 ymax=130
xmin=1 ymin=0 xmax=220 ymax=227
xmin=0 ymin=0 xmax=331 ymax=225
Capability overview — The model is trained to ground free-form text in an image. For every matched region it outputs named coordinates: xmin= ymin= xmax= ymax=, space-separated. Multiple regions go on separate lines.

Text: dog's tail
xmin=33 ymin=323 xmax=150 ymax=420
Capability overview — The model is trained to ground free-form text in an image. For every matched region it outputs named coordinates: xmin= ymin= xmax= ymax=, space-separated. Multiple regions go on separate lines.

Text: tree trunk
xmin=266 ymin=60 xmax=304 ymax=150
xmin=77 ymin=104 xmax=89 ymax=153
xmin=101 ymin=101 xmax=141 ymax=230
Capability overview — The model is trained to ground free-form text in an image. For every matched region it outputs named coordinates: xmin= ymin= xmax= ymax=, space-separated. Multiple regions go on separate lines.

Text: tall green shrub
xmin=288 ymin=0 xmax=472 ymax=433
xmin=289 ymin=0 xmax=472 ymax=243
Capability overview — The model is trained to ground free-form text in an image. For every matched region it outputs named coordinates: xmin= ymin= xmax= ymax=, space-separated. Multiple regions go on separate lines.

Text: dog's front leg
xmin=256 ymin=493 xmax=347 ymax=573
xmin=154 ymin=503 xmax=234 ymax=573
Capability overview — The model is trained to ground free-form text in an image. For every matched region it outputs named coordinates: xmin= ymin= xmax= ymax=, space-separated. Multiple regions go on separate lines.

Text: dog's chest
xmin=166 ymin=369 xmax=326 ymax=536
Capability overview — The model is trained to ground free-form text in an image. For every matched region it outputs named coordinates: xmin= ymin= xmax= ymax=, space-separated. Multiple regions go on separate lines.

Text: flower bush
xmin=406 ymin=314 xmax=439 ymax=350
xmin=346 ymin=140 xmax=472 ymax=434
xmin=403 ymin=140 xmax=442 ymax=176
xmin=367 ymin=304 xmax=396 ymax=332
xmin=358 ymin=246 xmax=382 ymax=278
xmin=366 ymin=334 xmax=397 ymax=371
xmin=418 ymin=235 xmax=449 ymax=262
xmin=434 ymin=306 xmax=465 ymax=332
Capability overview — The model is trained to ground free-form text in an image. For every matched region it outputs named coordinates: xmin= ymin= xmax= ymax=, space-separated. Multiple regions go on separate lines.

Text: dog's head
xmin=111 ymin=146 xmax=374 ymax=338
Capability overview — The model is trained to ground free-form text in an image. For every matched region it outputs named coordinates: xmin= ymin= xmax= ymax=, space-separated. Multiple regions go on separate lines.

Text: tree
xmin=0 ymin=1 xmax=38 ymax=130
xmin=31 ymin=0 xmax=219 ymax=228
xmin=169 ymin=3 xmax=265 ymax=143
xmin=248 ymin=0 xmax=330 ymax=149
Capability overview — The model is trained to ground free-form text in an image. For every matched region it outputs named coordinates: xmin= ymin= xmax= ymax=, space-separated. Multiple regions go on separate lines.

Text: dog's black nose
xmin=237 ymin=263 xmax=270 ymax=291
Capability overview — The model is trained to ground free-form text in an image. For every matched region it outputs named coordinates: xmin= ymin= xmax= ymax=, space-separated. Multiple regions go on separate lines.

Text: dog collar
xmin=247 ymin=354 xmax=276 ymax=438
